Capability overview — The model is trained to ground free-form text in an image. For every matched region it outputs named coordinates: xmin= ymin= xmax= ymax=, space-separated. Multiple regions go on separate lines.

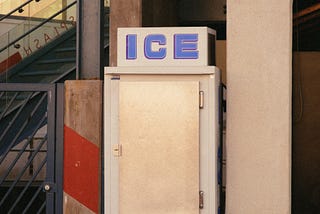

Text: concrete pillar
xmin=142 ymin=0 xmax=178 ymax=27
xmin=109 ymin=0 xmax=142 ymax=66
xmin=63 ymin=80 xmax=102 ymax=213
xmin=226 ymin=1 xmax=292 ymax=213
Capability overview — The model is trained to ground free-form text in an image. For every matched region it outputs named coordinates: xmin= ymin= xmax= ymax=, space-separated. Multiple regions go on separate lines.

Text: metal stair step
xmin=37 ymin=58 xmax=76 ymax=64
xmin=18 ymin=70 xmax=62 ymax=76
xmin=55 ymin=47 xmax=76 ymax=52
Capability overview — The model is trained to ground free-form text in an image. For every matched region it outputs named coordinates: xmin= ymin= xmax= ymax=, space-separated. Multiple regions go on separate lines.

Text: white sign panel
xmin=117 ymin=27 xmax=216 ymax=67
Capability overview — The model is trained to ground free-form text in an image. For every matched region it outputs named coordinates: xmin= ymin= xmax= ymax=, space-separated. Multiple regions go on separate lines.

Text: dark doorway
xmin=292 ymin=1 xmax=320 ymax=213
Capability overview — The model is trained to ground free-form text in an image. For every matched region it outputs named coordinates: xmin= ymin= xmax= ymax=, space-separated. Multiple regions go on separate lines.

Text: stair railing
xmin=0 ymin=0 xmax=35 ymax=22
xmin=0 ymin=1 xmax=77 ymax=54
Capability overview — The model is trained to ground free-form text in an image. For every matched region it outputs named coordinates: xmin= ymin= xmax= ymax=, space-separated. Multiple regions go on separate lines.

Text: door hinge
xmin=112 ymin=144 xmax=122 ymax=157
xmin=199 ymin=91 xmax=204 ymax=109
xmin=199 ymin=190 xmax=204 ymax=209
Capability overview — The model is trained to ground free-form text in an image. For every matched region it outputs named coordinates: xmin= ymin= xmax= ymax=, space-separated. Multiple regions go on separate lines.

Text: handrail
xmin=0 ymin=0 xmax=35 ymax=22
xmin=0 ymin=0 xmax=77 ymax=53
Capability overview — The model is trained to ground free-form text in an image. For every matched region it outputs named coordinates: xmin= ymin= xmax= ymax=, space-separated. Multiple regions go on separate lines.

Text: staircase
xmin=0 ymin=2 xmax=109 ymax=212
xmin=0 ymin=4 xmax=109 ymax=84
xmin=1 ymin=27 xmax=77 ymax=83
xmin=0 ymin=0 xmax=109 ymax=148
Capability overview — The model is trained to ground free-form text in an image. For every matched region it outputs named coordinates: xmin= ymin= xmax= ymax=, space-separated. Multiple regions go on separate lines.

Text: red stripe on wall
xmin=0 ymin=52 xmax=22 ymax=73
xmin=64 ymin=125 xmax=99 ymax=213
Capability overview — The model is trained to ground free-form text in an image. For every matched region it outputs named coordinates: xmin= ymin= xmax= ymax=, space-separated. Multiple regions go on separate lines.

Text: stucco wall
xmin=226 ymin=1 xmax=292 ymax=213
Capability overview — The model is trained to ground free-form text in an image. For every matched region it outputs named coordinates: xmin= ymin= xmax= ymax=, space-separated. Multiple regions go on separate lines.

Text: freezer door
xmin=118 ymin=81 xmax=200 ymax=214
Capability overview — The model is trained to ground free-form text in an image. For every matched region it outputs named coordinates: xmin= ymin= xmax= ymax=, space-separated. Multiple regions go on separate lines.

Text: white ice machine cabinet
xmin=104 ymin=27 xmax=221 ymax=214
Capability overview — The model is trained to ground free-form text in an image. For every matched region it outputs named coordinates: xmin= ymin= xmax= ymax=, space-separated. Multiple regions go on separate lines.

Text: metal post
xmin=55 ymin=84 xmax=64 ymax=213
xmin=76 ymin=0 xmax=104 ymax=79
xmin=46 ymin=85 xmax=56 ymax=214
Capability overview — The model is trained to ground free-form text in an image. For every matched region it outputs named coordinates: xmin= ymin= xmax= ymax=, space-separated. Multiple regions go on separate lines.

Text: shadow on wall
xmin=292 ymin=52 xmax=320 ymax=214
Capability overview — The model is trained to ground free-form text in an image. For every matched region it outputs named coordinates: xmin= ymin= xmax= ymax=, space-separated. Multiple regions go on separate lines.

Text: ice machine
xmin=104 ymin=27 xmax=221 ymax=214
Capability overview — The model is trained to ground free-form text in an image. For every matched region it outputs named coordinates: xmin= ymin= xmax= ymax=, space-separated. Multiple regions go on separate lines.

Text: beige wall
xmin=226 ymin=1 xmax=292 ymax=213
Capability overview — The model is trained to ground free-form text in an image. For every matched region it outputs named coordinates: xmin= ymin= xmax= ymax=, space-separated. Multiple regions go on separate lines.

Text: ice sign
xmin=126 ymin=34 xmax=199 ymax=60
xmin=117 ymin=27 xmax=216 ymax=67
